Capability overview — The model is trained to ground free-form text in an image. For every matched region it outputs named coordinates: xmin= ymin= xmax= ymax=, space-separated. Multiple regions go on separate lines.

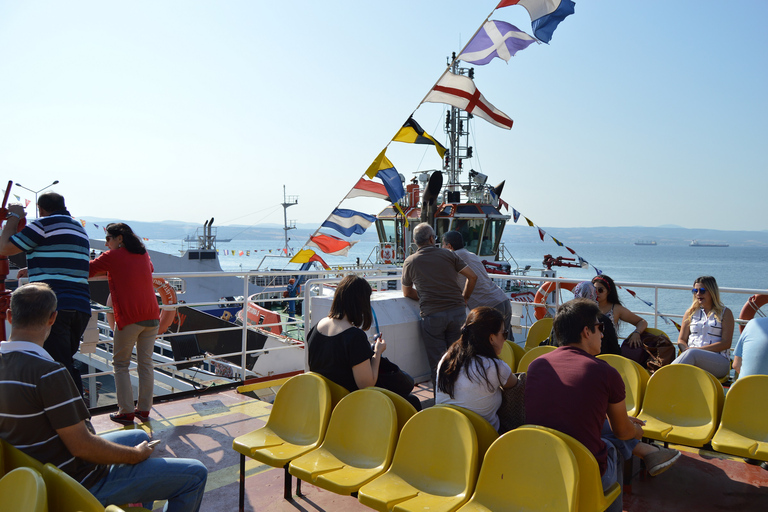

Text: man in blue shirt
xmin=733 ymin=317 xmax=768 ymax=378
xmin=0 ymin=192 xmax=91 ymax=395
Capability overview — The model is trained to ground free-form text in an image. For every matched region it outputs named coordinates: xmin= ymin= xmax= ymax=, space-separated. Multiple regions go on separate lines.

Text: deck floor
xmin=91 ymin=384 xmax=768 ymax=512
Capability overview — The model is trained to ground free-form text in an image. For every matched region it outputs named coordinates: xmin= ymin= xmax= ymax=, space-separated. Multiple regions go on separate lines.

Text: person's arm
xmin=458 ymin=266 xmax=477 ymax=303
xmin=402 ymin=284 xmax=419 ymax=301
xmin=617 ymin=305 xmax=648 ymax=348
xmin=57 ymin=420 xmax=153 ymax=465
xmin=606 ymin=401 xmax=643 ymax=440
xmin=732 ymin=355 xmax=742 ymax=374
xmin=351 ymin=337 xmax=386 ymax=389
xmin=677 ymin=312 xmax=692 ymax=352
xmin=0 ymin=205 xmax=25 ymax=256
xmin=89 ymin=252 xmax=110 ymax=277
xmin=503 ymin=371 xmax=518 ymax=389
xmin=697 ymin=308 xmax=735 ymax=353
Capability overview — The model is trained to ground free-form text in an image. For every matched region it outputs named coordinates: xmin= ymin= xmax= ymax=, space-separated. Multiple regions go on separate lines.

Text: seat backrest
xmin=499 ymin=342 xmax=515 ymax=371
xmin=42 ymin=463 xmax=104 ymax=512
xmin=370 ymin=387 xmax=417 ymax=434
xmin=0 ymin=438 xmax=45 ymax=474
xmin=506 ymin=341 xmax=525 ymax=372
xmin=525 ymin=317 xmax=554 ymax=351
xmin=309 ymin=372 xmax=350 ymax=408
xmin=597 ymin=354 xmax=645 ymax=416
xmin=267 ymin=373 xmax=332 ymax=446
xmin=720 ymin=375 xmax=768 ymax=440
xmin=0 ymin=467 xmax=47 ymax=512
xmin=321 ymin=389 xmax=397 ymax=468
xmin=640 ymin=364 xmax=721 ymax=426
xmin=434 ymin=404 xmax=499 ymax=470
xmin=390 ymin=407 xmax=478 ymax=497
xmin=525 ymin=424 xmax=615 ymax=512
xmin=517 ymin=345 xmax=557 ymax=373
xmin=470 ymin=427 xmax=578 ymax=512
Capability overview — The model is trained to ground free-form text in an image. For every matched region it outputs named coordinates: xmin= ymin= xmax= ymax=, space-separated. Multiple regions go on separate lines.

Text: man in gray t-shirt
xmin=402 ymin=223 xmax=477 ymax=384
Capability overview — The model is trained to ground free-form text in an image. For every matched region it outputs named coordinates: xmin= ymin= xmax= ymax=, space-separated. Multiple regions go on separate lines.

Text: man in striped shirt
xmin=0 ymin=283 xmax=208 ymax=511
xmin=0 ymin=192 xmax=91 ymax=395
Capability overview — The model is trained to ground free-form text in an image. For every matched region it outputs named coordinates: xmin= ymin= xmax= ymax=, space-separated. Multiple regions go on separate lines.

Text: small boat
xmin=634 ymin=240 xmax=657 ymax=246
xmin=690 ymin=239 xmax=729 ymax=247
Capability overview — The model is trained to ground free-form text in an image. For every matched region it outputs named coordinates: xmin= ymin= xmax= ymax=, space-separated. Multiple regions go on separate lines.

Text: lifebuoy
xmin=380 ymin=244 xmax=394 ymax=264
xmin=533 ymin=281 xmax=577 ymax=320
xmin=152 ymin=277 xmax=179 ymax=333
xmin=738 ymin=294 xmax=768 ymax=332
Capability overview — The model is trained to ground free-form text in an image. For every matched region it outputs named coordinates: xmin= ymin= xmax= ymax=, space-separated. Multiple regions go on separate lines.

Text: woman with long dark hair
xmin=592 ymin=274 xmax=648 ymax=348
xmin=673 ymin=276 xmax=733 ymax=378
xmin=436 ymin=307 xmax=518 ymax=431
xmin=307 ymin=274 xmax=385 ymax=391
xmin=90 ymin=223 xmax=159 ymax=424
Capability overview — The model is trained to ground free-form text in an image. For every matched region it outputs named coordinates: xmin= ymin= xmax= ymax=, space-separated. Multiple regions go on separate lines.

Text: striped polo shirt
xmin=10 ymin=210 xmax=91 ymax=313
xmin=0 ymin=341 xmax=108 ymax=488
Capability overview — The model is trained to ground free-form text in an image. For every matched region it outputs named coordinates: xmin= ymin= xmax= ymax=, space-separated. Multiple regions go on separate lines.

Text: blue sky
xmin=1 ymin=1 xmax=766 ymax=232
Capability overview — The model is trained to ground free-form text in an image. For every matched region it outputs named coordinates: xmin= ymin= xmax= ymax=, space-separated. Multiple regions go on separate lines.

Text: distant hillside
xmin=81 ymin=218 xmax=768 ymax=247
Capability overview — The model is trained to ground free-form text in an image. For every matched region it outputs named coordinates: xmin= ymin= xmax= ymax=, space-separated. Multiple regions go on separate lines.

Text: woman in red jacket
xmin=90 ymin=223 xmax=160 ymax=425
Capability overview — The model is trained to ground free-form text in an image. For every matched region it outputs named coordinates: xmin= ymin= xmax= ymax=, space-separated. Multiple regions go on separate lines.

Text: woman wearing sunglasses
xmin=89 ymin=223 xmax=160 ymax=424
xmin=436 ymin=307 xmax=518 ymax=432
xmin=672 ymin=276 xmax=733 ymax=378
xmin=592 ymin=275 xmax=648 ymax=348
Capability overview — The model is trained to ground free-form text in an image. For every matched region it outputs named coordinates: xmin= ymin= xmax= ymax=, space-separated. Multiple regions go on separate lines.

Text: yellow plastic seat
xmin=435 ymin=404 xmax=500 ymax=469
xmin=41 ymin=463 xmax=149 ymax=512
xmin=506 ymin=341 xmax=525 ymax=372
xmin=0 ymin=467 xmax=47 ymax=512
xmin=289 ymin=389 xmax=397 ymax=495
xmin=310 ymin=371 xmax=351 ymax=407
xmin=232 ymin=373 xmax=332 ymax=506
xmin=358 ymin=407 xmax=478 ymax=512
xmin=0 ymin=438 xmax=45 ymax=474
xmin=637 ymin=364 xmax=723 ymax=447
xmin=597 ymin=354 xmax=649 ymax=417
xmin=711 ymin=375 xmax=768 ymax=462
xmin=525 ymin=425 xmax=620 ymax=512
xmin=498 ymin=342 xmax=514 ymax=371
xmin=517 ymin=345 xmax=557 ymax=373
xmin=370 ymin=387 xmax=418 ymax=434
xmin=524 ymin=317 xmax=553 ymax=351
xmin=456 ymin=427 xmax=578 ymax=512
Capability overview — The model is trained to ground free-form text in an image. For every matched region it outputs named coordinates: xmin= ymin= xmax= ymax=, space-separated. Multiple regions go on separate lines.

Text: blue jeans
xmin=600 ymin=419 xmax=636 ymax=512
xmin=89 ymin=430 xmax=208 ymax=512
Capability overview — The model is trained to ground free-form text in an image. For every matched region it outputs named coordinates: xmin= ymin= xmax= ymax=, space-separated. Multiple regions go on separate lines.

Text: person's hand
xmin=627 ymin=331 xmax=642 ymax=348
xmin=7 ymin=204 xmax=26 ymax=219
xmin=17 ymin=267 xmax=28 ymax=278
xmin=134 ymin=440 xmax=155 ymax=463
xmin=374 ymin=336 xmax=387 ymax=356
xmin=629 ymin=416 xmax=645 ymax=439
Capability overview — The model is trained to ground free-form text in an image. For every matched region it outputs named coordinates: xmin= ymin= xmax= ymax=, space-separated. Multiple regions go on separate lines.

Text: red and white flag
xmin=345 ymin=178 xmax=389 ymax=201
xmin=308 ymin=233 xmax=357 ymax=257
xmin=423 ymin=72 xmax=513 ymax=130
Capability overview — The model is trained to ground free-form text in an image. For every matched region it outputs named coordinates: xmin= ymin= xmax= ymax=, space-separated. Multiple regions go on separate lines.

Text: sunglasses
xmin=593 ymin=322 xmax=604 ymax=333
xmin=503 ymin=330 xmax=509 ymax=339
xmin=692 ymin=288 xmax=707 ymax=295
xmin=106 ymin=235 xmax=114 ymax=241
xmin=595 ymin=286 xmax=607 ymax=294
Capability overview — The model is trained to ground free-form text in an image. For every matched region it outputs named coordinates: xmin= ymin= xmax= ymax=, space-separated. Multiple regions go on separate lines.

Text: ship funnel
xmin=420 ymin=171 xmax=443 ymax=226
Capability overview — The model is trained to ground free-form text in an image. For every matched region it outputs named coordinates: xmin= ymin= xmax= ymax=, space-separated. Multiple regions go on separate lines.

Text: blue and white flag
xmin=322 ymin=208 xmax=377 ymax=237
xmin=459 ymin=20 xmax=536 ymax=65
xmin=496 ymin=0 xmax=575 ymax=44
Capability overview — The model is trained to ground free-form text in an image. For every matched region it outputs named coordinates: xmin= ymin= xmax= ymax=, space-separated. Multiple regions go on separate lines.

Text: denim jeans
xmin=89 ymin=430 xmax=208 ymax=512
xmin=600 ymin=419 xmax=636 ymax=512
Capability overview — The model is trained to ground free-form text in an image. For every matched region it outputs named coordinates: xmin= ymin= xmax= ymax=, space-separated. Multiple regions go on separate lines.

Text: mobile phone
xmin=148 ymin=440 xmax=161 ymax=448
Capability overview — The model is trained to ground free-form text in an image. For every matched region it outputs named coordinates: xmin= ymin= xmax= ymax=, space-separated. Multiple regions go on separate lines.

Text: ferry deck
xmin=88 ymin=379 xmax=768 ymax=512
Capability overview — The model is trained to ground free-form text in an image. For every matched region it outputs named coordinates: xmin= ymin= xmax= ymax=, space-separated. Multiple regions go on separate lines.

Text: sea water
xmin=146 ymin=238 xmax=768 ymax=342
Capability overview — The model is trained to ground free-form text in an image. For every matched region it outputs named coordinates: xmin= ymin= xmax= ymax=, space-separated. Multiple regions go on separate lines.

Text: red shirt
xmin=89 ymin=248 xmax=159 ymax=329
xmin=524 ymin=346 xmax=625 ymax=474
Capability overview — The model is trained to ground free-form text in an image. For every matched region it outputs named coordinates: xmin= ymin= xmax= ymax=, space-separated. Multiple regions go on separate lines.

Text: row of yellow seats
xmin=0 ymin=439 xmax=146 ymax=512
xmin=232 ymin=372 xmax=623 ymax=512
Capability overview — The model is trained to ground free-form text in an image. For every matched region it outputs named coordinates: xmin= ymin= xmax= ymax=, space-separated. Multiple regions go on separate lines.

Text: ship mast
xmin=444 ymin=53 xmax=474 ymax=203
xmin=281 ymin=185 xmax=298 ymax=256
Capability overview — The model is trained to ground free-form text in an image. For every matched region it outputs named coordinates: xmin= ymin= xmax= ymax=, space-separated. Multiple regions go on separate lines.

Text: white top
xmin=435 ymin=354 xmax=512 ymax=431
xmin=688 ymin=307 xmax=729 ymax=358
xmin=454 ymin=248 xmax=508 ymax=310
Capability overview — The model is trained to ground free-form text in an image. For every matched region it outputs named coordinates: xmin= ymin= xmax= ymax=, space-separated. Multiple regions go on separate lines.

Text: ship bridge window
xmin=435 ymin=219 xmax=451 ymax=242
xmin=436 ymin=205 xmax=453 ymax=216
xmin=456 ymin=204 xmax=480 ymax=214
xmin=167 ymin=278 xmax=186 ymax=294
xmin=480 ymin=205 xmax=501 ymax=215
xmin=451 ymin=219 xmax=485 ymax=254
xmin=479 ymin=219 xmax=505 ymax=257
xmin=376 ymin=219 xmax=397 ymax=243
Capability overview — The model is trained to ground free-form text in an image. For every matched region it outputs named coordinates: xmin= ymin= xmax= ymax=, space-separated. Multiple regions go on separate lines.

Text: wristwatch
xmin=7 ymin=211 xmax=21 ymax=220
